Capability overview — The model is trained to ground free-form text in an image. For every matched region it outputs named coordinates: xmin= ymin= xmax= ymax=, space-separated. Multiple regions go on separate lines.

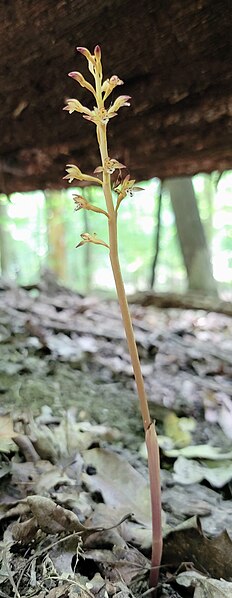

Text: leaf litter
xmin=0 ymin=278 xmax=232 ymax=596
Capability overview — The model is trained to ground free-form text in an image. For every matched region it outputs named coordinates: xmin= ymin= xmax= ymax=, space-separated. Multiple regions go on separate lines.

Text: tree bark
xmin=0 ymin=0 xmax=231 ymax=193
xmin=45 ymin=191 xmax=67 ymax=282
xmin=150 ymin=182 xmax=163 ymax=289
xmin=0 ymin=200 xmax=11 ymax=276
xmin=165 ymin=177 xmax=218 ymax=295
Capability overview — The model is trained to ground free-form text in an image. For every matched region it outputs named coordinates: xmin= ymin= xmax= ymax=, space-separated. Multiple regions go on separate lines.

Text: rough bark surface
xmin=0 ymin=0 xmax=231 ymax=193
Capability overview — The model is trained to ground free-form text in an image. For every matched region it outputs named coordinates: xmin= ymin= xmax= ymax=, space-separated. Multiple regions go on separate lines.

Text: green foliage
xmin=0 ymin=172 xmax=231 ymax=293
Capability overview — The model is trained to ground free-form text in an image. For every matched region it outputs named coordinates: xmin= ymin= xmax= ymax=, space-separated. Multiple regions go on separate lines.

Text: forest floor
xmin=0 ymin=277 xmax=232 ymax=598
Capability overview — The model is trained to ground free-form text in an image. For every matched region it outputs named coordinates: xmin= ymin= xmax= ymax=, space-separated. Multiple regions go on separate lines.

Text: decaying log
xmin=129 ymin=291 xmax=232 ymax=317
xmin=0 ymin=0 xmax=231 ymax=193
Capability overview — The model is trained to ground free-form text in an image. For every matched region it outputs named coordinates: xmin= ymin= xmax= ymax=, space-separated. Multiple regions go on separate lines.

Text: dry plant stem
xmin=98 ymin=123 xmax=162 ymax=589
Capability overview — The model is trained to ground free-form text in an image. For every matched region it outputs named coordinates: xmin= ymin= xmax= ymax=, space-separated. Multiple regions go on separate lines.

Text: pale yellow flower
xmin=94 ymin=158 xmax=126 ymax=175
xmin=63 ymin=99 xmax=92 ymax=116
xmin=83 ymin=106 xmax=116 ymax=126
xmin=114 ymin=175 xmax=144 ymax=210
xmin=68 ymin=72 xmax=96 ymax=96
xmin=76 ymin=232 xmax=109 ymax=249
xmin=108 ymin=95 xmax=131 ymax=115
xmin=64 ymin=164 xmax=103 ymax=186
xmin=76 ymin=45 xmax=102 ymax=81
xmin=102 ymin=75 xmax=124 ymax=101
xmin=73 ymin=195 xmax=109 ymax=217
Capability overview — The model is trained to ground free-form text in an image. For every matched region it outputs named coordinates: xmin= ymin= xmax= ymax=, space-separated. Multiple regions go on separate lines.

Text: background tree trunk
xmin=165 ymin=177 xmax=218 ymax=295
xmin=150 ymin=182 xmax=163 ymax=289
xmin=45 ymin=191 xmax=67 ymax=282
xmin=0 ymin=199 xmax=11 ymax=276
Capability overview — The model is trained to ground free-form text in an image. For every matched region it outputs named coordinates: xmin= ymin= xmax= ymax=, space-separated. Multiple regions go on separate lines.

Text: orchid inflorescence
xmin=63 ymin=45 xmax=143 ymax=247
xmin=64 ymin=45 xmax=162 ymax=590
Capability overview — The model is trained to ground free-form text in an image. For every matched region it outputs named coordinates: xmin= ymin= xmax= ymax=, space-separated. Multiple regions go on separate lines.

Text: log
xmin=129 ymin=291 xmax=232 ymax=317
xmin=0 ymin=0 xmax=231 ymax=193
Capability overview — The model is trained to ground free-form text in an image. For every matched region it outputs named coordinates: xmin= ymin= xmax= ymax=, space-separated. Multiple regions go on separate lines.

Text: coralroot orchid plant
xmin=63 ymin=45 xmax=162 ymax=589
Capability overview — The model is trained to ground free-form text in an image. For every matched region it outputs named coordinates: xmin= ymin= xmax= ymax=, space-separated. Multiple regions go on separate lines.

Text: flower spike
xmin=64 ymin=45 xmax=163 ymax=589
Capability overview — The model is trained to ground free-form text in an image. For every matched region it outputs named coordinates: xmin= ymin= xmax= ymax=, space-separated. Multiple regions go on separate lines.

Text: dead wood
xmin=0 ymin=0 xmax=231 ymax=193
xmin=129 ymin=291 xmax=232 ymax=317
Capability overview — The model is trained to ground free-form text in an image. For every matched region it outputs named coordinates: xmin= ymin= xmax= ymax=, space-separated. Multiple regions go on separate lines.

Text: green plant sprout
xmin=63 ymin=45 xmax=162 ymax=590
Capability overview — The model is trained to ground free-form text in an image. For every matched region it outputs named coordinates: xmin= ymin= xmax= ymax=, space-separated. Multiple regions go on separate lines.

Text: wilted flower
xmin=76 ymin=232 xmax=109 ymax=249
xmin=94 ymin=158 xmax=126 ymax=175
xmin=64 ymin=164 xmax=103 ymax=186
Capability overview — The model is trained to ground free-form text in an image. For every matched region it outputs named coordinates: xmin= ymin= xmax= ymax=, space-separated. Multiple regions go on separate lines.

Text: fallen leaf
xmin=164 ymin=445 xmax=232 ymax=460
xmin=0 ymin=414 xmax=18 ymax=453
xmin=11 ymin=460 xmax=71 ymax=497
xmin=173 ymin=455 xmax=232 ymax=488
xmin=176 ymin=570 xmax=232 ymax=597
xmin=162 ymin=482 xmax=219 ymax=518
xmin=163 ymin=412 xmax=195 ymax=447
xmin=163 ymin=516 xmax=232 ymax=580
xmin=82 ymin=448 xmax=151 ymax=526
xmin=28 ymin=414 xmax=121 ymax=460
xmin=81 ymin=544 xmax=149 ymax=586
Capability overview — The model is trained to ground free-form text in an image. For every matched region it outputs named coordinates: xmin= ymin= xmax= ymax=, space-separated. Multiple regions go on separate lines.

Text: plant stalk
xmin=98 ymin=123 xmax=162 ymax=589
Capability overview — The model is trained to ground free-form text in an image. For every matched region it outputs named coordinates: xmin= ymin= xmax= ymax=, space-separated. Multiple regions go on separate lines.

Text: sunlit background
xmin=1 ymin=171 xmax=231 ymax=295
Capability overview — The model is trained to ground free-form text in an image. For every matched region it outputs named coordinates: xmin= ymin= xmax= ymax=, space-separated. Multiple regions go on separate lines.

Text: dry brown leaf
xmin=0 ymin=414 xmax=18 ymax=453
xmin=163 ymin=516 xmax=232 ymax=580
xmin=82 ymin=448 xmax=151 ymax=526
xmin=176 ymin=571 xmax=232 ymax=598
xmin=11 ymin=459 xmax=70 ymax=497
xmin=12 ymin=516 xmax=39 ymax=543
xmin=27 ymin=495 xmax=88 ymax=534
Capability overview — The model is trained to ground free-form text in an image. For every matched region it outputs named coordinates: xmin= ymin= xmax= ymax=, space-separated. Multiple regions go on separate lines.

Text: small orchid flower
xmin=76 ymin=232 xmax=109 ymax=249
xmin=68 ymin=72 xmax=96 ymax=97
xmin=108 ymin=95 xmax=131 ymax=115
xmin=114 ymin=175 xmax=144 ymax=210
xmin=83 ymin=106 xmax=116 ymax=126
xmin=63 ymin=99 xmax=92 ymax=116
xmin=102 ymin=75 xmax=124 ymax=101
xmin=64 ymin=164 xmax=103 ymax=186
xmin=76 ymin=45 xmax=102 ymax=81
xmin=73 ymin=195 xmax=109 ymax=217
xmin=76 ymin=47 xmax=95 ymax=64
xmin=94 ymin=158 xmax=126 ymax=175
